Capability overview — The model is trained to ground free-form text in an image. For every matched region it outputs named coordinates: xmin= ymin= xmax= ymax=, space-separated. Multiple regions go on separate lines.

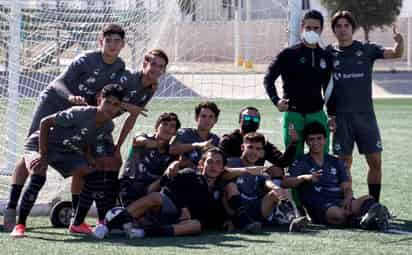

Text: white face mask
xmin=302 ymin=30 xmax=320 ymax=45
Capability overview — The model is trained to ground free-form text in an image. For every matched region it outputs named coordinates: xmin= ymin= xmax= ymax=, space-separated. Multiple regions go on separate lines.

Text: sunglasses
xmin=243 ymin=115 xmax=260 ymax=123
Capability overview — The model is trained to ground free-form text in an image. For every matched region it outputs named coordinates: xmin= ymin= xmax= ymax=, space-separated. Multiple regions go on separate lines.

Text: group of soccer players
xmin=2 ymin=8 xmax=404 ymax=239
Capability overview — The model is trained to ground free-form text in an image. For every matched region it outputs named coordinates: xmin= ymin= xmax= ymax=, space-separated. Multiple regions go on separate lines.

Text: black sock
xmin=228 ymin=195 xmax=252 ymax=228
xmin=71 ymin=194 xmax=80 ymax=217
xmin=17 ymin=175 xmax=46 ymax=225
xmin=7 ymin=184 xmax=24 ymax=209
xmin=360 ymin=198 xmax=377 ymax=216
xmin=73 ymin=172 xmax=102 ymax=226
xmin=96 ymin=172 xmax=119 ymax=221
xmin=368 ymin=184 xmax=381 ymax=202
xmin=106 ymin=209 xmax=132 ymax=230
xmin=144 ymin=224 xmax=175 ymax=237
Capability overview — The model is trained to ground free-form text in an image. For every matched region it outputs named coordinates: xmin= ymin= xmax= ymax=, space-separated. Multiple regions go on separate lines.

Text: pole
xmin=4 ymin=1 xmax=21 ymax=174
xmin=234 ymin=0 xmax=242 ymax=66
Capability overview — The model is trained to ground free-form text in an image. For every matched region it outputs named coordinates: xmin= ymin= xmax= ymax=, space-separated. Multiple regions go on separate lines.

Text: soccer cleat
xmin=242 ymin=221 xmax=262 ymax=234
xmin=289 ymin=216 xmax=309 ymax=233
xmin=93 ymin=224 xmax=109 ymax=239
xmin=359 ymin=203 xmax=381 ymax=229
xmin=69 ymin=223 xmax=92 ymax=234
xmin=10 ymin=224 xmax=26 ymax=238
xmin=3 ymin=208 xmax=17 ymax=232
xmin=375 ymin=205 xmax=390 ymax=233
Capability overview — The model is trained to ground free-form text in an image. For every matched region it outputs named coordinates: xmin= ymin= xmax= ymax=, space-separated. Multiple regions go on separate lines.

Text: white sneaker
xmin=93 ymin=224 xmax=109 ymax=239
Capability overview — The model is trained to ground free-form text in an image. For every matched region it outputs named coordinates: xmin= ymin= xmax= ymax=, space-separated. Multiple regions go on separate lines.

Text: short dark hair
xmin=195 ymin=101 xmax=220 ymax=120
xmin=201 ymin=147 xmax=227 ymax=167
xmin=145 ymin=48 xmax=169 ymax=67
xmin=243 ymin=132 xmax=266 ymax=147
xmin=154 ymin=112 xmax=181 ymax=130
xmin=303 ymin=122 xmax=326 ymax=141
xmin=331 ymin=10 xmax=357 ymax=33
xmin=101 ymin=84 xmax=125 ymax=101
xmin=302 ymin=9 xmax=324 ymax=30
xmin=238 ymin=106 xmax=260 ymax=123
xmin=101 ymin=23 xmax=125 ymax=39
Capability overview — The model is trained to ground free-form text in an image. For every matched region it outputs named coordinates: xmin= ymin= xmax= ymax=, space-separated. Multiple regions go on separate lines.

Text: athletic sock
xmin=7 ymin=184 xmax=24 ymax=209
xmin=73 ymin=172 xmax=101 ymax=226
xmin=368 ymin=184 xmax=381 ymax=202
xmin=144 ymin=224 xmax=175 ymax=237
xmin=228 ymin=195 xmax=252 ymax=228
xmin=93 ymin=171 xmax=119 ymax=221
xmin=71 ymin=194 xmax=80 ymax=218
xmin=17 ymin=175 xmax=46 ymax=225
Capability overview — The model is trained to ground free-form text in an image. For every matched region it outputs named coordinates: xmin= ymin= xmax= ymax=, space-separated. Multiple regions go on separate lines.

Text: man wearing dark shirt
xmin=4 ymin=24 xmax=127 ymax=231
xmin=263 ymin=10 xmax=333 ymax=157
xmin=219 ymin=106 xmax=297 ymax=179
xmin=10 ymin=84 xmax=125 ymax=238
xmin=119 ymin=112 xmax=180 ymax=207
xmin=93 ymin=147 xmax=227 ymax=239
xmin=283 ymin=122 xmax=390 ymax=231
xmin=326 ymin=11 xmax=404 ymax=202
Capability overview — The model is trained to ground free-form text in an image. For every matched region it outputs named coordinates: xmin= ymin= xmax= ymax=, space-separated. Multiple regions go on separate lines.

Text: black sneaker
xmin=360 ymin=203 xmax=390 ymax=231
xmin=289 ymin=216 xmax=309 ymax=233
xmin=375 ymin=205 xmax=390 ymax=233
xmin=360 ymin=203 xmax=381 ymax=229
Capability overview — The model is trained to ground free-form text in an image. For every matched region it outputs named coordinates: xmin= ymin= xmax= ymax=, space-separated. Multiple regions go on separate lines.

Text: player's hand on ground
xmin=68 ymin=95 xmax=87 ymax=105
xmin=164 ymin=160 xmax=181 ymax=178
xmin=121 ymin=102 xmax=148 ymax=117
xmin=276 ymin=99 xmax=289 ymax=112
xmin=328 ymin=116 xmax=336 ymax=132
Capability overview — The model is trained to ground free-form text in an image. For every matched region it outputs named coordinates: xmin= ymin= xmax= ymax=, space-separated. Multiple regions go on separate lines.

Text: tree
xmin=321 ymin=0 xmax=402 ymax=41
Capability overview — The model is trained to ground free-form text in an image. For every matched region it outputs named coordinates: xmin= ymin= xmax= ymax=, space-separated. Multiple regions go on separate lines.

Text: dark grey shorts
xmin=24 ymin=150 xmax=89 ymax=178
xmin=333 ymin=112 xmax=383 ymax=155
xmin=28 ymin=88 xmax=72 ymax=136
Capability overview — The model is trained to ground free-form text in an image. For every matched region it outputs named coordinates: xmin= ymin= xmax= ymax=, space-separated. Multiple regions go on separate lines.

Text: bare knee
xmin=224 ymin=182 xmax=240 ymax=198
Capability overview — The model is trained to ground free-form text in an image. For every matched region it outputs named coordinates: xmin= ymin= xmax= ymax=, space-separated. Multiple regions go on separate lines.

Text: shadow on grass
xmin=22 ymin=222 xmax=324 ymax=249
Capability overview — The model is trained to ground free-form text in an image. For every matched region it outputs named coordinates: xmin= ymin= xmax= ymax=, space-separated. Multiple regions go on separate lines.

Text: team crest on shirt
xmin=356 ymin=50 xmax=363 ymax=57
xmin=299 ymin=57 xmax=306 ymax=64
xmin=96 ymin=145 xmax=104 ymax=154
xmin=376 ymin=140 xmax=383 ymax=149
xmin=320 ymin=58 xmax=327 ymax=69
xmin=80 ymin=128 xmax=88 ymax=135
xmin=110 ymin=72 xmax=116 ymax=79
xmin=314 ymin=186 xmax=322 ymax=192
xmin=330 ymin=167 xmax=337 ymax=176
xmin=236 ymin=177 xmax=244 ymax=185
xmin=78 ymin=84 xmax=87 ymax=92
xmin=93 ymin=69 xmax=100 ymax=76
xmin=333 ymin=60 xmax=340 ymax=68
xmin=85 ymin=77 xmax=96 ymax=84
xmin=333 ymin=73 xmax=342 ymax=81
xmin=120 ymin=75 xmax=128 ymax=84
xmin=334 ymin=143 xmax=342 ymax=152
